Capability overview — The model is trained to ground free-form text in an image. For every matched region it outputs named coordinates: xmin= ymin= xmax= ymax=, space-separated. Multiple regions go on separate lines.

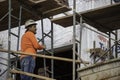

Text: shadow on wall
xmin=113 ymin=0 xmax=120 ymax=2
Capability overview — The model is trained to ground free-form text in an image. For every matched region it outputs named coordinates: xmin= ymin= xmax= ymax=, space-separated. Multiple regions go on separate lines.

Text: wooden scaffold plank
xmin=0 ymin=49 xmax=89 ymax=64
xmin=10 ymin=69 xmax=55 ymax=80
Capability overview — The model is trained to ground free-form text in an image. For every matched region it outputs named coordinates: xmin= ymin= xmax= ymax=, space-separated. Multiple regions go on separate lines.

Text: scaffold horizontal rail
xmin=10 ymin=69 xmax=55 ymax=80
xmin=0 ymin=49 xmax=89 ymax=64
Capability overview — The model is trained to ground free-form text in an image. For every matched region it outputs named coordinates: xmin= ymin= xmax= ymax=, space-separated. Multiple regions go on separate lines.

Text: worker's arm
xmin=28 ymin=32 xmax=44 ymax=50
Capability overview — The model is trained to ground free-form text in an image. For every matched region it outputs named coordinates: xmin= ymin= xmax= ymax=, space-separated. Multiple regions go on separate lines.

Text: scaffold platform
xmin=51 ymin=3 xmax=120 ymax=33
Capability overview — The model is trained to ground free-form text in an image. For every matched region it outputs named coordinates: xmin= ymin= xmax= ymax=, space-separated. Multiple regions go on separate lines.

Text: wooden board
xmin=51 ymin=3 xmax=120 ymax=33
xmin=0 ymin=0 xmax=71 ymax=31
xmin=0 ymin=49 xmax=90 ymax=64
xmin=10 ymin=69 xmax=55 ymax=80
xmin=51 ymin=13 xmax=80 ymax=27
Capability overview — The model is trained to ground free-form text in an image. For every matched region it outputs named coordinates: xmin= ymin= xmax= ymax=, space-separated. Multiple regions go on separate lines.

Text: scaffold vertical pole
xmin=51 ymin=20 xmax=54 ymax=79
xmin=78 ymin=16 xmax=83 ymax=67
xmin=8 ymin=0 xmax=12 ymax=79
xmin=115 ymin=30 xmax=118 ymax=58
xmin=41 ymin=19 xmax=47 ymax=76
xmin=73 ymin=0 xmax=76 ymax=80
xmin=17 ymin=6 xmax=22 ymax=51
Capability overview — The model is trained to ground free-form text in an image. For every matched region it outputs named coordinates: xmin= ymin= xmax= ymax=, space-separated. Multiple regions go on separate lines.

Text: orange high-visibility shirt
xmin=20 ymin=31 xmax=43 ymax=59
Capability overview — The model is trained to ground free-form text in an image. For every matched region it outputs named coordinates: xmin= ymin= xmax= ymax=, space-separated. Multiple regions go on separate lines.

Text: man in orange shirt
xmin=20 ymin=19 xmax=45 ymax=80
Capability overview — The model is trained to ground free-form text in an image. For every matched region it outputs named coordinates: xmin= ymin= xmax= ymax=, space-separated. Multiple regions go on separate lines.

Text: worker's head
xmin=25 ymin=19 xmax=37 ymax=34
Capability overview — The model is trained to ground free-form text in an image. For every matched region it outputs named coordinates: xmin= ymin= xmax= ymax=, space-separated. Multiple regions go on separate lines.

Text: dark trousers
xmin=20 ymin=56 xmax=35 ymax=80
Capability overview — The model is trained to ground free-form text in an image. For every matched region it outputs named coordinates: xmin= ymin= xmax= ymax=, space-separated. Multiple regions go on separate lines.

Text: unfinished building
xmin=0 ymin=0 xmax=120 ymax=80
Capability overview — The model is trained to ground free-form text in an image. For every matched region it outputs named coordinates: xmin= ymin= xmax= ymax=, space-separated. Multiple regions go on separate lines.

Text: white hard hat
xmin=25 ymin=19 xmax=37 ymax=28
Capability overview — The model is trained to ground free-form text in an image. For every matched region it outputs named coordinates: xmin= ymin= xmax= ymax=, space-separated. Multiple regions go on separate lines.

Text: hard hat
xmin=25 ymin=19 xmax=37 ymax=29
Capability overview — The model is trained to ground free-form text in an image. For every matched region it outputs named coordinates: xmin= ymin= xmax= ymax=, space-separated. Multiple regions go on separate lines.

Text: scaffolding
xmin=0 ymin=0 xmax=120 ymax=80
xmin=0 ymin=0 xmax=71 ymax=80
xmin=0 ymin=0 xmax=88 ymax=80
xmin=51 ymin=0 xmax=120 ymax=80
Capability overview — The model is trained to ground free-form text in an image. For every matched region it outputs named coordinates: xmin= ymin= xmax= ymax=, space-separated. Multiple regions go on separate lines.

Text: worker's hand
xmin=39 ymin=42 xmax=46 ymax=49
xmin=42 ymin=45 xmax=46 ymax=49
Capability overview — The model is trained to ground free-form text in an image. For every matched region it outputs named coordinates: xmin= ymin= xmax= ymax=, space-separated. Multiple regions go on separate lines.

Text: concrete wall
xmin=77 ymin=58 xmax=120 ymax=80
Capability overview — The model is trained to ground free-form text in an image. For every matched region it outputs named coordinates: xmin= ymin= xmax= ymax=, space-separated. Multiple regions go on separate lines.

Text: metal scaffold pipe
xmin=73 ymin=0 xmax=76 ymax=80
xmin=51 ymin=19 xmax=54 ymax=79
xmin=8 ymin=0 xmax=12 ymax=79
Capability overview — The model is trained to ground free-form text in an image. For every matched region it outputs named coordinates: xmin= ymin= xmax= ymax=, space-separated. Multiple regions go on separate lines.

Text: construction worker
xmin=20 ymin=19 xmax=45 ymax=80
